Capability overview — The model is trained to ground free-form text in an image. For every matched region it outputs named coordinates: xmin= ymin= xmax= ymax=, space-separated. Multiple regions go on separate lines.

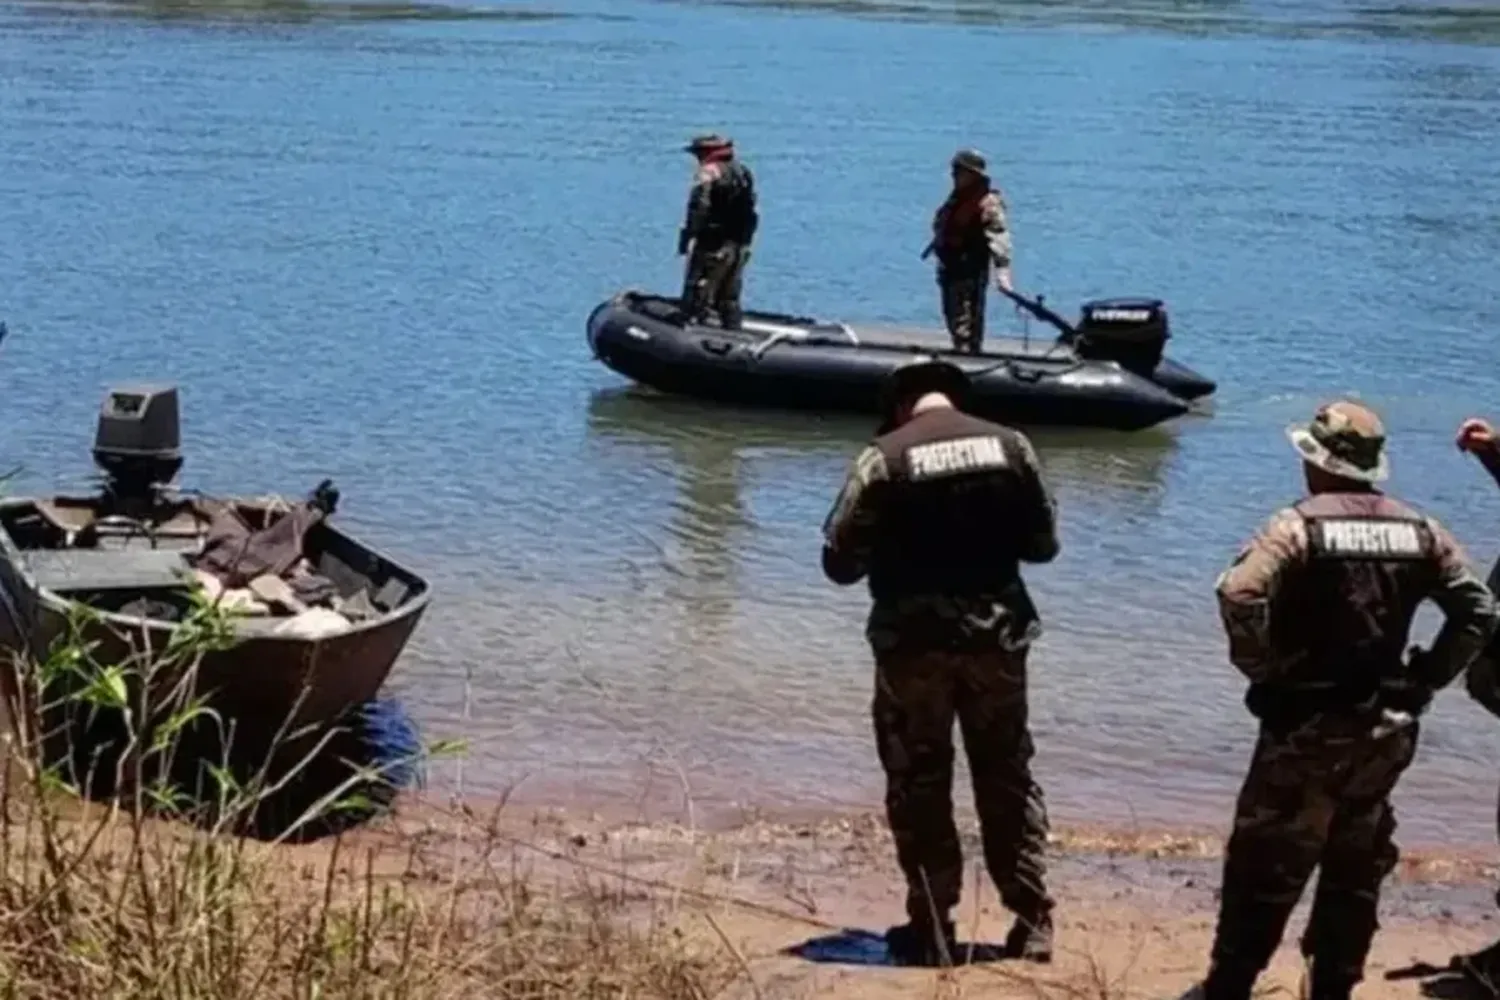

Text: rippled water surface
xmin=4 ymin=0 xmax=1500 ymax=847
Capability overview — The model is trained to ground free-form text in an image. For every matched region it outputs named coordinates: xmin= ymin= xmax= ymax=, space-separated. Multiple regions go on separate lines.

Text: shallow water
xmin=3 ymin=0 xmax=1500 ymax=848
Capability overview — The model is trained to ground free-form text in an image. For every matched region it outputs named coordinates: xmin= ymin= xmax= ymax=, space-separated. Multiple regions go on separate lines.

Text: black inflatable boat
xmin=585 ymin=289 xmax=1216 ymax=433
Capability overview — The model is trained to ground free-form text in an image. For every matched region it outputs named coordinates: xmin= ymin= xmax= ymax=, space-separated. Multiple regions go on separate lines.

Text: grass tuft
xmin=0 ymin=591 xmax=737 ymax=998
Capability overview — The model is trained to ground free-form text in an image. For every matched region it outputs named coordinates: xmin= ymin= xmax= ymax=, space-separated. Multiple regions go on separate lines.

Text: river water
xmin=3 ymin=0 xmax=1500 ymax=848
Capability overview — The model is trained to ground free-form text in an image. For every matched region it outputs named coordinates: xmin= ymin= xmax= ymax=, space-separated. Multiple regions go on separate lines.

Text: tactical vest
xmin=700 ymin=161 xmax=758 ymax=245
xmin=932 ymin=186 xmax=998 ymax=271
xmin=1246 ymin=491 xmax=1439 ymax=727
xmin=863 ymin=407 xmax=1032 ymax=604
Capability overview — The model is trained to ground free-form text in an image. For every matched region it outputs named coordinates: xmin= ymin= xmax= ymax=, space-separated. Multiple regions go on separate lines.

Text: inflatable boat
xmin=585 ymin=289 xmax=1216 ymax=433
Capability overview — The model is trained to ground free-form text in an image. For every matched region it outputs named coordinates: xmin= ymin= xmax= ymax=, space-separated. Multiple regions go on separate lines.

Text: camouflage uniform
xmin=930 ymin=148 xmax=1012 ymax=355
xmin=1449 ymin=568 xmax=1500 ymax=986
xmin=678 ymin=133 xmax=758 ymax=331
xmin=1189 ymin=401 xmax=1499 ymax=1000
xmin=1451 ymin=419 xmax=1500 ymax=984
xmin=821 ymin=360 xmax=1059 ymax=966
xmin=1458 ymin=416 xmax=1500 ymax=726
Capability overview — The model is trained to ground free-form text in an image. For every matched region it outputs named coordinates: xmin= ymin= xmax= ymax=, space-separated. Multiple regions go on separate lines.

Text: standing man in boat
xmin=925 ymin=148 xmax=1013 ymax=355
xmin=819 ymin=356 xmax=1060 ymax=968
xmin=677 ymin=133 xmax=758 ymax=331
xmin=1177 ymin=400 xmax=1497 ymax=1000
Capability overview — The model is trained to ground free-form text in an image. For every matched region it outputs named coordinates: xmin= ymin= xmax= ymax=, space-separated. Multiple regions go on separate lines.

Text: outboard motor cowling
xmin=92 ymin=385 xmax=183 ymax=500
xmin=1072 ymin=298 xmax=1170 ymax=378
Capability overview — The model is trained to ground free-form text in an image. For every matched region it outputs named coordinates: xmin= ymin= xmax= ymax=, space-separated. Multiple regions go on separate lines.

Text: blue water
xmin=3 ymin=0 xmax=1500 ymax=847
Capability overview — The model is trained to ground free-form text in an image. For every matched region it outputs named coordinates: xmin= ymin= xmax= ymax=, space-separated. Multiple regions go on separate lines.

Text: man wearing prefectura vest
xmin=820 ymin=357 xmax=1060 ymax=968
xmin=1177 ymin=400 xmax=1498 ymax=1000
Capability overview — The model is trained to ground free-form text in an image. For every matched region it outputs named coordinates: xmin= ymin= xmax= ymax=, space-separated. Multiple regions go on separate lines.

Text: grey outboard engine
xmin=1071 ymin=298 xmax=1171 ymax=378
xmin=92 ymin=385 xmax=183 ymax=508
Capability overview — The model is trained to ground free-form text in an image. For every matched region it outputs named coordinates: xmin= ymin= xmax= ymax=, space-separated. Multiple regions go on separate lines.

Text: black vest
xmin=864 ymin=408 xmax=1032 ymax=602
xmin=700 ymin=161 xmax=758 ymax=245
xmin=1246 ymin=491 xmax=1439 ymax=728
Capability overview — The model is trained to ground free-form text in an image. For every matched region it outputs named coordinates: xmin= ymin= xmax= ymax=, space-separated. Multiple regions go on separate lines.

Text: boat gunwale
xmin=0 ymin=495 xmax=433 ymax=647
xmin=602 ymin=302 xmax=1101 ymax=369
xmin=596 ymin=290 xmax=1204 ymax=385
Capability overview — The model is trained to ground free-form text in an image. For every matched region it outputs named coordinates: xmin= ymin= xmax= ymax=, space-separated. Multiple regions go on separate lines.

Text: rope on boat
xmin=747 ymin=322 xmax=860 ymax=361
xmin=985 ymin=358 xmax=1088 ymax=383
xmin=742 ymin=319 xmax=1084 ymax=385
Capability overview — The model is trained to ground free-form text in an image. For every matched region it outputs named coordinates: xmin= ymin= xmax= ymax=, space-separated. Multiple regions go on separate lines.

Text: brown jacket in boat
xmin=1215 ymin=490 xmax=1497 ymax=729
xmin=821 ymin=405 xmax=1057 ymax=654
xmin=190 ymin=484 xmax=339 ymax=592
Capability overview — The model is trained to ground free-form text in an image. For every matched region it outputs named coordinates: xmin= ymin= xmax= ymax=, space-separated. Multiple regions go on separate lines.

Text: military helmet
xmin=1286 ymin=399 xmax=1390 ymax=483
xmin=685 ymin=133 xmax=734 ymax=154
xmin=878 ymin=356 xmax=971 ymax=429
xmin=951 ymin=148 xmax=988 ymax=176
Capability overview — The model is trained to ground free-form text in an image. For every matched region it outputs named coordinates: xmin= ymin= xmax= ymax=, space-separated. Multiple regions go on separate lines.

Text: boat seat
xmin=24 ymin=548 xmax=195 ymax=595
xmin=32 ymin=497 xmax=208 ymax=547
xmin=33 ymin=498 xmax=99 ymax=542
xmin=133 ymin=507 xmax=210 ymax=540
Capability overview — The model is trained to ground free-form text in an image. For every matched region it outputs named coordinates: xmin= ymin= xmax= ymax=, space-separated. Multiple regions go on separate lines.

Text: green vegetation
xmin=0 ymin=596 xmax=733 ymax=998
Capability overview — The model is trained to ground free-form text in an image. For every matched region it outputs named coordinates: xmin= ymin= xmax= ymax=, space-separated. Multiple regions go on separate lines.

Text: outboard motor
xmin=1071 ymin=298 xmax=1170 ymax=378
xmin=92 ymin=385 xmax=183 ymax=507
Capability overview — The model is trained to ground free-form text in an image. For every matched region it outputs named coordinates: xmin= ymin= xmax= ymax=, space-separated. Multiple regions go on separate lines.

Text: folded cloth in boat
xmin=288 ymin=562 xmax=338 ymax=607
xmin=333 ymin=589 xmax=381 ymax=622
xmin=270 ymin=607 xmax=353 ymax=640
xmin=218 ymin=588 xmax=272 ymax=616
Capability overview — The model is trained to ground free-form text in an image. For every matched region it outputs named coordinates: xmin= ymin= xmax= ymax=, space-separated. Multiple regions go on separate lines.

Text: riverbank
xmin=292 ymin=795 xmax=1500 ymax=998
xmin=5 ymin=745 xmax=1500 ymax=999
xmin=9 ymin=0 xmax=1500 ymax=979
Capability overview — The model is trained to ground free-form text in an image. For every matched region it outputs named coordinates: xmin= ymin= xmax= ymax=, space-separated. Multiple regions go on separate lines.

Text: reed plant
xmin=0 ymin=592 xmax=734 ymax=998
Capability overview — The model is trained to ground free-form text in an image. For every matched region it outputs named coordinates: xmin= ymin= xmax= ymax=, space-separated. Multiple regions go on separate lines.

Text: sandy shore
xmin=9 ymin=694 xmax=1500 ymax=997
xmin=315 ymin=793 xmax=1500 ymax=999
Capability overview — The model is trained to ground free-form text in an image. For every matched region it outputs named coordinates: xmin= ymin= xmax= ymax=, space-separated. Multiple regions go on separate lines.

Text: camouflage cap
xmin=1286 ymin=399 xmax=1390 ymax=483
xmin=951 ymin=148 xmax=988 ymax=176
xmin=684 ymin=133 xmax=733 ymax=153
xmin=878 ymin=356 xmax=970 ymax=428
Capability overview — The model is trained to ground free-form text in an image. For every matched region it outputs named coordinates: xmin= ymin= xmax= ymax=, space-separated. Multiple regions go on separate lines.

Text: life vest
xmin=932 ymin=186 xmax=999 ymax=268
xmin=697 ymin=158 xmax=758 ymax=245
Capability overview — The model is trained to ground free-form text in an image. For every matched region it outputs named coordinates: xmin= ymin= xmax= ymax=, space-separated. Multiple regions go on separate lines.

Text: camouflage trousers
xmin=871 ymin=643 xmax=1054 ymax=928
xmin=937 ymin=267 xmax=988 ymax=354
xmin=682 ymin=242 xmax=751 ymax=330
xmin=1205 ymin=718 xmax=1418 ymax=998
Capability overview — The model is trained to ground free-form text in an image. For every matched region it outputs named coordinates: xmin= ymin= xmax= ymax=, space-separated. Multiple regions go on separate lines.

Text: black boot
xmin=1456 ymin=938 xmax=1500 ymax=993
xmin=1198 ymin=960 xmax=1258 ymax=1000
xmin=1307 ymin=981 xmax=1352 ymax=1000
xmin=885 ymin=919 xmax=957 ymax=967
xmin=1005 ymin=910 xmax=1053 ymax=963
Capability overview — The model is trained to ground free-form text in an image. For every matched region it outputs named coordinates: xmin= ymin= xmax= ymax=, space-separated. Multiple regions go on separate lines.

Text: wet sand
xmin=332 ymin=791 xmax=1500 ymax=1000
